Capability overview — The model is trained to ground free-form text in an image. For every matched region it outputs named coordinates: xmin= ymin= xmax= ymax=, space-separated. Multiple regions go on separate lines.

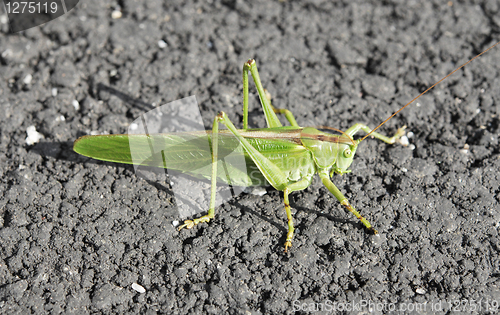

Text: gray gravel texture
xmin=1 ymin=0 xmax=500 ymax=314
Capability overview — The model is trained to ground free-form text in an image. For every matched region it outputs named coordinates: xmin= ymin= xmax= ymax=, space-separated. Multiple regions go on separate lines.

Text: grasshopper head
xmin=301 ymin=127 xmax=359 ymax=174
xmin=332 ymin=141 xmax=359 ymax=175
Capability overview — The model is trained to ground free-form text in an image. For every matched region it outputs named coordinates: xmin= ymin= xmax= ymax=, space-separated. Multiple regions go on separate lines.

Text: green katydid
xmin=74 ymin=41 xmax=500 ymax=251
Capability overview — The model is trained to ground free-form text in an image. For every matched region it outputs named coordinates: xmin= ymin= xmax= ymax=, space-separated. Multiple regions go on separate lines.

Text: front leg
xmin=345 ymin=123 xmax=406 ymax=145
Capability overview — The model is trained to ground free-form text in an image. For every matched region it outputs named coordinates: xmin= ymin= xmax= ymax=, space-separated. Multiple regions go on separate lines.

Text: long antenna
xmin=359 ymin=40 xmax=500 ymax=143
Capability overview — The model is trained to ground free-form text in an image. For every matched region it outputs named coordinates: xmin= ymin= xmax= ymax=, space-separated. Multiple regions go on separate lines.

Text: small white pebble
xmin=2 ymin=49 xmax=12 ymax=58
xmin=0 ymin=14 xmax=8 ymax=24
xmin=172 ymin=220 xmax=179 ymax=227
xmin=460 ymin=144 xmax=469 ymax=154
xmin=406 ymin=131 xmax=414 ymax=139
xmin=129 ymin=123 xmax=138 ymax=131
xmin=110 ymin=69 xmax=118 ymax=77
xmin=111 ymin=10 xmax=122 ymax=19
xmin=399 ymin=135 xmax=409 ymax=146
xmin=249 ymin=187 xmax=267 ymax=196
xmin=18 ymin=165 xmax=26 ymax=170
xmin=79 ymin=15 xmax=87 ymax=22
xmin=409 ymin=144 xmax=415 ymax=150
xmin=90 ymin=130 xmax=100 ymax=136
xmin=72 ymin=99 xmax=80 ymax=111
xmin=131 ymin=283 xmax=146 ymax=294
xmin=416 ymin=288 xmax=426 ymax=295
xmin=401 ymin=168 xmax=407 ymax=172
xmin=55 ymin=115 xmax=65 ymax=122
xmin=25 ymin=126 xmax=43 ymax=145
xmin=476 ymin=108 xmax=481 ymax=114
xmin=23 ymin=74 xmax=32 ymax=85
xmin=416 ymin=102 xmax=421 ymax=107
xmin=158 ymin=40 xmax=168 ymax=49
xmin=51 ymin=88 xmax=58 ymax=96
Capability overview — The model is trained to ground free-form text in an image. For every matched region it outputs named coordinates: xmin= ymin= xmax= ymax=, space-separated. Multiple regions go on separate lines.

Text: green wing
xmin=73 ymin=129 xmax=309 ymax=187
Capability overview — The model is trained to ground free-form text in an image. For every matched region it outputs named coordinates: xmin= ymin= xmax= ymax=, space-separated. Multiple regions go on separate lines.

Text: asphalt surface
xmin=1 ymin=0 xmax=500 ymax=314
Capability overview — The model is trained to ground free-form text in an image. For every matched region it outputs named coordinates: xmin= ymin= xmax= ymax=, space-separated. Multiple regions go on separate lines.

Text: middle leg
xmin=217 ymin=111 xmax=312 ymax=250
xmin=318 ymin=168 xmax=378 ymax=234
xmin=283 ymin=176 xmax=313 ymax=251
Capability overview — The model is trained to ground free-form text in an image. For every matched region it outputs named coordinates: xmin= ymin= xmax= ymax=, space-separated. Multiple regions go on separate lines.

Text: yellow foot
xmin=178 ymin=215 xmax=211 ymax=231
xmin=392 ymin=125 xmax=408 ymax=146
xmin=284 ymin=240 xmax=292 ymax=252
xmin=368 ymin=227 xmax=378 ymax=235
xmin=396 ymin=125 xmax=407 ymax=138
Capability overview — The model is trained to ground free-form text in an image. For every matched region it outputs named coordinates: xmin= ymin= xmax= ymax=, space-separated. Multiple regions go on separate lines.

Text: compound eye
xmin=343 ymin=148 xmax=352 ymax=158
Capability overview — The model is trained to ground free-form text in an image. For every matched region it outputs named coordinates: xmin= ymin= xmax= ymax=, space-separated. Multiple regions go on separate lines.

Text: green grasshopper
xmin=74 ymin=41 xmax=500 ymax=251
